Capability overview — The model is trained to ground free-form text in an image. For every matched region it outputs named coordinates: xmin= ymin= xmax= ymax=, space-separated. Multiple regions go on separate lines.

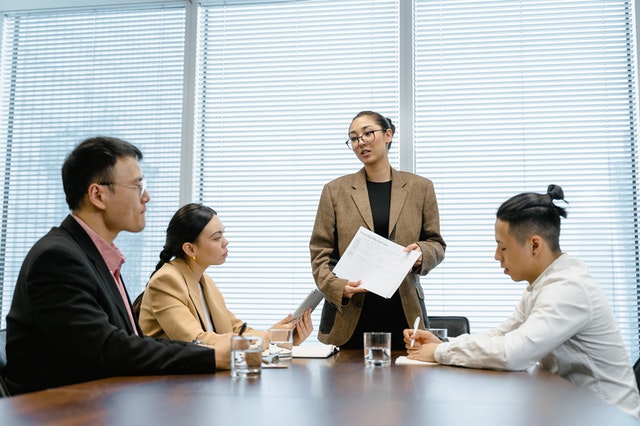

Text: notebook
xmin=292 ymin=344 xmax=339 ymax=358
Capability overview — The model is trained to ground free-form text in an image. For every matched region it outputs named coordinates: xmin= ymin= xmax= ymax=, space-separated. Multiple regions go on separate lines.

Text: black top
xmin=341 ymin=180 xmax=408 ymax=350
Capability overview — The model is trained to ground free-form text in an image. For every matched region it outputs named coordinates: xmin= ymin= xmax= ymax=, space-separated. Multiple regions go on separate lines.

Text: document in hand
xmin=332 ymin=227 xmax=421 ymax=298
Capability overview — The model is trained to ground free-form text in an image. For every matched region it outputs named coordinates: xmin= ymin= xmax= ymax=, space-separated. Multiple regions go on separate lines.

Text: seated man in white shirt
xmin=404 ymin=184 xmax=640 ymax=418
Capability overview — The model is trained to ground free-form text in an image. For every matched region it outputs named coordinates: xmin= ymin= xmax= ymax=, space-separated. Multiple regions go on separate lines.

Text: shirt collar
xmin=71 ymin=214 xmax=126 ymax=275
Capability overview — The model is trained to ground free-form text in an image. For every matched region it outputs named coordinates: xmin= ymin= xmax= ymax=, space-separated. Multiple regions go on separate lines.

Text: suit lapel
xmin=174 ymin=259 xmax=210 ymax=331
xmin=201 ymin=277 xmax=232 ymax=333
xmin=388 ymin=168 xmax=408 ymax=239
xmin=351 ymin=169 xmax=374 ymax=231
xmin=119 ymin=275 xmax=143 ymax=335
xmin=60 ymin=215 xmax=137 ymax=334
xmin=351 ymin=168 xmax=406 ymax=237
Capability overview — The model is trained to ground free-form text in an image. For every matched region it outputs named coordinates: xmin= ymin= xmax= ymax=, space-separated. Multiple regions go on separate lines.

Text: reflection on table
xmin=0 ymin=349 xmax=636 ymax=426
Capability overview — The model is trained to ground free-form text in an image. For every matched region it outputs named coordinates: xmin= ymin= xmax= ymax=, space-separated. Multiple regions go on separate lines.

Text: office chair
xmin=0 ymin=328 xmax=10 ymax=397
xmin=427 ymin=316 xmax=470 ymax=338
xmin=634 ymin=357 xmax=640 ymax=393
xmin=132 ymin=292 xmax=144 ymax=320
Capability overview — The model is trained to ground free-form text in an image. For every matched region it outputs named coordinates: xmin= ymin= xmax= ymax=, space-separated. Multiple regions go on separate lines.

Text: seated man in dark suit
xmin=5 ymin=136 xmax=230 ymax=395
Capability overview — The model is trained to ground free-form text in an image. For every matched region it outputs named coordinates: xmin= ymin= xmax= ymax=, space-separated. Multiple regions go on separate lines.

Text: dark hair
xmin=496 ymin=184 xmax=568 ymax=252
xmin=351 ymin=111 xmax=396 ymax=149
xmin=62 ymin=136 xmax=143 ymax=210
xmin=153 ymin=203 xmax=217 ymax=276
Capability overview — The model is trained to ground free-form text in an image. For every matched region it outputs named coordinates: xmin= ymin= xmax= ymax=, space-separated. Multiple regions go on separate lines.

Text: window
xmin=415 ymin=0 xmax=639 ymax=357
xmin=194 ymin=0 xmax=399 ymax=332
xmin=1 ymin=0 xmax=637 ymax=358
xmin=0 ymin=3 xmax=188 ymax=324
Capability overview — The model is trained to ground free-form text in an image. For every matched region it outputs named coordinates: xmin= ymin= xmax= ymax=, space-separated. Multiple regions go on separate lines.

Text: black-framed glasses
xmin=99 ymin=179 xmax=147 ymax=198
xmin=345 ymin=129 xmax=385 ymax=150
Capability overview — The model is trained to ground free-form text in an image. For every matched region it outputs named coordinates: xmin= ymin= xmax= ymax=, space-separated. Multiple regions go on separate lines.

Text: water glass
xmin=231 ymin=335 xmax=263 ymax=378
xmin=429 ymin=328 xmax=448 ymax=341
xmin=363 ymin=332 xmax=391 ymax=367
xmin=268 ymin=328 xmax=294 ymax=363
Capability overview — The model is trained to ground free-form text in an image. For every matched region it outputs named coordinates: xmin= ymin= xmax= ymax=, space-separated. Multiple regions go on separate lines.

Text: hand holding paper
xmin=333 ymin=227 xmax=421 ymax=298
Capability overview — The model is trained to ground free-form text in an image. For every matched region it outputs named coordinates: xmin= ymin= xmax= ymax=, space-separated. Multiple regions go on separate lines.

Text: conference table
xmin=0 ymin=349 xmax=637 ymax=426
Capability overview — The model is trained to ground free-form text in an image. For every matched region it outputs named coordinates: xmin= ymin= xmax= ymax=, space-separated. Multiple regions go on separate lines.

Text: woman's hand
xmin=343 ymin=280 xmax=366 ymax=298
xmin=404 ymin=243 xmax=423 ymax=269
xmin=207 ymin=332 xmax=232 ymax=370
xmin=271 ymin=314 xmax=295 ymax=330
xmin=292 ymin=308 xmax=313 ymax=345
xmin=271 ymin=309 xmax=314 ymax=346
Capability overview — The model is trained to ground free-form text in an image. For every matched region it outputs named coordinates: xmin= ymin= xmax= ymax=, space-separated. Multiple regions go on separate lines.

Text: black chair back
xmin=132 ymin=292 xmax=144 ymax=321
xmin=427 ymin=316 xmax=470 ymax=338
xmin=0 ymin=328 xmax=10 ymax=397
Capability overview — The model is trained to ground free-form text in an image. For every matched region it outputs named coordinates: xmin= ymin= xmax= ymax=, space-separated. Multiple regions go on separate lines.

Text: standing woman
xmin=137 ymin=203 xmax=313 ymax=346
xmin=309 ymin=111 xmax=446 ymax=350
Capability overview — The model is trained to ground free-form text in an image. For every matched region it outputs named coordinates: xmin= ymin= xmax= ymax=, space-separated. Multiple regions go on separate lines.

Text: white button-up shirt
xmin=435 ymin=253 xmax=640 ymax=418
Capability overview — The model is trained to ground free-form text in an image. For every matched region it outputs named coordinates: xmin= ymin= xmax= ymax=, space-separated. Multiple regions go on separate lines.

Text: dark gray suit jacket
xmin=5 ymin=215 xmax=215 ymax=394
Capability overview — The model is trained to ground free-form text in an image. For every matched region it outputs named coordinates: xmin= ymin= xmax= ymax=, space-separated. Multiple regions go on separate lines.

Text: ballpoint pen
xmin=238 ymin=322 xmax=248 ymax=336
xmin=410 ymin=316 xmax=420 ymax=348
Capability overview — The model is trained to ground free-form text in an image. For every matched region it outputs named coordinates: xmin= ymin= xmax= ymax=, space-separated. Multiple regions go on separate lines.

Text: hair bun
xmin=547 ymin=184 xmax=564 ymax=201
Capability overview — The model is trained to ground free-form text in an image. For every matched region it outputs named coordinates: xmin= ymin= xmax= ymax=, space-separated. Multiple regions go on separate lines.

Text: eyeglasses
xmin=99 ymin=179 xmax=147 ymax=198
xmin=345 ymin=129 xmax=385 ymax=150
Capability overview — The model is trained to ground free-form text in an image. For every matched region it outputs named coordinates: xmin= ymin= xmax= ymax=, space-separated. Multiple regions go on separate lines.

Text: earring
xmin=191 ymin=255 xmax=196 ymax=261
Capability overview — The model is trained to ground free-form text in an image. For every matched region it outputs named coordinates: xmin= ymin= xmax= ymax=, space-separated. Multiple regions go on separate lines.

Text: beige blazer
xmin=309 ymin=167 xmax=446 ymax=346
xmin=138 ymin=258 xmax=263 ymax=345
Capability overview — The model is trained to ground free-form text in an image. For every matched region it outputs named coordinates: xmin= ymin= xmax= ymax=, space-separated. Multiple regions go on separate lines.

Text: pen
xmin=238 ymin=322 xmax=248 ymax=336
xmin=410 ymin=316 xmax=420 ymax=348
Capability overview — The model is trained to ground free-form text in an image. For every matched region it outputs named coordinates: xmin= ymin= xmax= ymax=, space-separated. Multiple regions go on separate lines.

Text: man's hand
xmin=402 ymin=328 xmax=442 ymax=363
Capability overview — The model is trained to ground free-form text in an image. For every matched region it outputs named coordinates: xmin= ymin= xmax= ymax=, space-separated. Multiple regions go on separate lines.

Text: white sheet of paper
xmin=332 ymin=226 xmax=421 ymax=298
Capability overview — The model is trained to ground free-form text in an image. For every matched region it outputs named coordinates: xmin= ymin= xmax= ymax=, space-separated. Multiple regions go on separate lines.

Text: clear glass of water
xmin=268 ymin=328 xmax=294 ymax=363
xmin=231 ymin=335 xmax=263 ymax=378
xmin=363 ymin=332 xmax=391 ymax=367
xmin=429 ymin=328 xmax=448 ymax=341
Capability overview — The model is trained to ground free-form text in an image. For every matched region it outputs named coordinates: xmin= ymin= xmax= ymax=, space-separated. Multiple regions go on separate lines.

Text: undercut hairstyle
xmin=62 ymin=136 xmax=143 ymax=211
xmin=153 ymin=203 xmax=217 ymax=276
xmin=496 ymin=184 xmax=568 ymax=252
xmin=351 ymin=111 xmax=396 ymax=149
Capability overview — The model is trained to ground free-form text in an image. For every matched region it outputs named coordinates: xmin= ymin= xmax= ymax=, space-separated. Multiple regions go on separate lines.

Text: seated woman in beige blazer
xmin=137 ymin=203 xmax=313 ymax=346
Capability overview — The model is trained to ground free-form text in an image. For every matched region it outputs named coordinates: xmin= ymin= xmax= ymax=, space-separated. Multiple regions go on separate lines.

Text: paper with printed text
xmin=333 ymin=227 xmax=421 ymax=298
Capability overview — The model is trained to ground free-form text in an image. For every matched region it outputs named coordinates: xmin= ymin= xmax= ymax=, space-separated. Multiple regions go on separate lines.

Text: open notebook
xmin=292 ymin=344 xmax=339 ymax=358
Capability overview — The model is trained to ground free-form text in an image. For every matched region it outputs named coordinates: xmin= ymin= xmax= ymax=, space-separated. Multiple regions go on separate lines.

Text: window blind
xmin=195 ymin=0 xmax=399 ymax=336
xmin=414 ymin=0 xmax=639 ymax=359
xmin=0 ymin=4 xmax=187 ymax=326
xmin=0 ymin=0 xmax=637 ymax=359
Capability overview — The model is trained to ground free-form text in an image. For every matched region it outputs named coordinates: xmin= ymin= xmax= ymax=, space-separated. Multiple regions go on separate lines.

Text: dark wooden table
xmin=0 ymin=349 xmax=637 ymax=426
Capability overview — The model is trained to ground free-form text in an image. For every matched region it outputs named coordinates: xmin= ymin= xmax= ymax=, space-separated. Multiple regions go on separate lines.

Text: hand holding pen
xmin=238 ymin=322 xmax=248 ymax=336
xmin=410 ymin=316 xmax=420 ymax=348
